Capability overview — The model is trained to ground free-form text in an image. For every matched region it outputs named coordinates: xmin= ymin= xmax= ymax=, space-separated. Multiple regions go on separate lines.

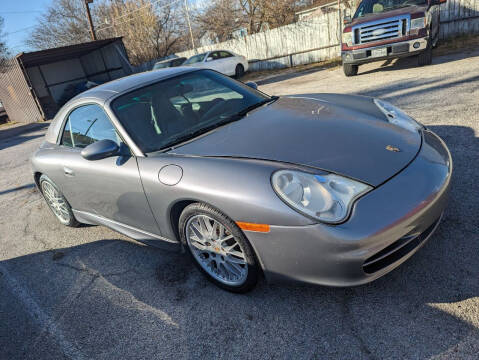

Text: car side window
xmin=219 ymin=51 xmax=233 ymax=59
xmin=209 ymin=51 xmax=220 ymax=61
xmin=172 ymin=58 xmax=184 ymax=66
xmin=61 ymin=104 xmax=119 ymax=148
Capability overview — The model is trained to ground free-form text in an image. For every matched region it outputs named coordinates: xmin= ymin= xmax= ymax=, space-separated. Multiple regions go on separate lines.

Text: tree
xmin=26 ymin=0 xmax=187 ymax=65
xmin=26 ymin=0 xmax=91 ymax=50
xmin=195 ymin=0 xmax=246 ymax=43
xmin=95 ymin=0 xmax=187 ymax=64
xmin=0 ymin=17 xmax=9 ymax=71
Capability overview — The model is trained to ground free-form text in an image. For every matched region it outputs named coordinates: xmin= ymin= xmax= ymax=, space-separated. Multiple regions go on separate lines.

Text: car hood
xmin=168 ymin=95 xmax=421 ymax=187
xmin=350 ymin=5 xmax=427 ymax=27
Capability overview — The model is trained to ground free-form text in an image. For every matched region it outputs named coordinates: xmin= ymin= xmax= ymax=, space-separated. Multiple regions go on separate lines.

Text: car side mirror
xmin=206 ymin=57 xmax=214 ymax=62
xmin=245 ymin=81 xmax=258 ymax=90
xmin=81 ymin=139 xmax=119 ymax=161
xmin=343 ymin=15 xmax=352 ymax=24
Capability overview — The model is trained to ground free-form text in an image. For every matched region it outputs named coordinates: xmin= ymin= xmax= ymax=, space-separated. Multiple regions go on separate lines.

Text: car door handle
xmin=64 ymin=167 xmax=75 ymax=177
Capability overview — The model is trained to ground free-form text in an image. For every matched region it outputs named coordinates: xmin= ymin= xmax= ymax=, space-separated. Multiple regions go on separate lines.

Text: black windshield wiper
xmin=159 ymin=124 xmax=223 ymax=151
xmin=234 ymin=96 xmax=279 ymax=118
xmin=159 ymin=96 xmax=279 ymax=152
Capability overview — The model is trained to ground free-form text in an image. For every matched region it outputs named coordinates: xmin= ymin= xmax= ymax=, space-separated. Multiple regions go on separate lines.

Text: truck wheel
xmin=418 ymin=42 xmax=433 ymax=66
xmin=343 ymin=63 xmax=358 ymax=77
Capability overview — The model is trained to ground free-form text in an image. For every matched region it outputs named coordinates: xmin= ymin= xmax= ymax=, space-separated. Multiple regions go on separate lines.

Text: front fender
xmin=137 ymin=155 xmax=316 ymax=240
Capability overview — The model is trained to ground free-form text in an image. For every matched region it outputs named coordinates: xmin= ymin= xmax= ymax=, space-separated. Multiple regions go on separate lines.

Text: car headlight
xmin=410 ymin=17 xmax=425 ymax=30
xmin=342 ymin=31 xmax=353 ymax=47
xmin=271 ymin=170 xmax=372 ymax=223
xmin=374 ymin=98 xmax=423 ymax=133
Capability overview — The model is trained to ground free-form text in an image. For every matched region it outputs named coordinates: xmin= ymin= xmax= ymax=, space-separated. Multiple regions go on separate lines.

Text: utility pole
xmin=184 ymin=0 xmax=196 ymax=52
xmin=84 ymin=0 xmax=97 ymax=41
xmin=337 ymin=0 xmax=342 ymax=44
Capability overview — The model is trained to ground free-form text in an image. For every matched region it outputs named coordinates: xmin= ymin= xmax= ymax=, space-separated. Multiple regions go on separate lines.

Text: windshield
xmin=183 ymin=53 xmax=207 ymax=65
xmin=111 ymin=70 xmax=270 ymax=153
xmin=354 ymin=0 xmax=426 ymax=18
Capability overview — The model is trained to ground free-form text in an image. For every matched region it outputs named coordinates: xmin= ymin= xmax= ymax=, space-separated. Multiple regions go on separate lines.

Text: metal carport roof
xmin=16 ymin=38 xmax=124 ymax=67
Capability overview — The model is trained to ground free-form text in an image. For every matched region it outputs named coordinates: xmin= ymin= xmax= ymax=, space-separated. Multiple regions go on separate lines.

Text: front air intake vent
xmin=363 ymin=216 xmax=441 ymax=274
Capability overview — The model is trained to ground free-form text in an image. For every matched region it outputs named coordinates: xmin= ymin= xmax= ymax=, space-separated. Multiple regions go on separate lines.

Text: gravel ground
xmin=0 ymin=49 xmax=478 ymax=360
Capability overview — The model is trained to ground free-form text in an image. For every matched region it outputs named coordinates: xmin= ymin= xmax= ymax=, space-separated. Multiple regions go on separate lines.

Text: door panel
xmin=58 ymin=148 xmax=160 ymax=235
xmin=205 ymin=51 xmax=225 ymax=73
xmin=219 ymin=52 xmax=235 ymax=75
xmin=56 ymin=103 xmax=160 ymax=235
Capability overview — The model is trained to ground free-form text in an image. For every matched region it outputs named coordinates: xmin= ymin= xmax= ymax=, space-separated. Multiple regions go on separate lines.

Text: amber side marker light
xmin=236 ymin=222 xmax=270 ymax=233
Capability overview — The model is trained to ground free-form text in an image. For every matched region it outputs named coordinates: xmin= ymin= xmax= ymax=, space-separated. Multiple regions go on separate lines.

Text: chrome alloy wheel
xmin=186 ymin=215 xmax=248 ymax=286
xmin=41 ymin=181 xmax=71 ymax=223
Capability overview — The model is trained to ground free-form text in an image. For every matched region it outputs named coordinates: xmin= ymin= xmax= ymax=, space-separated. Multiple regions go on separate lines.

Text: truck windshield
xmin=354 ymin=0 xmax=427 ymax=18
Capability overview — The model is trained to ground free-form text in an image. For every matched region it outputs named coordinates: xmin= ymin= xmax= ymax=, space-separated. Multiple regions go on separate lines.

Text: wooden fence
xmin=439 ymin=0 xmax=479 ymax=38
xmin=177 ymin=11 xmax=342 ymax=71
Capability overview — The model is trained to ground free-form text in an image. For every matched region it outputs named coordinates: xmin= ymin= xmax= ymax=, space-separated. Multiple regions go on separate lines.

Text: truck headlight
xmin=374 ymin=99 xmax=423 ymax=133
xmin=410 ymin=17 xmax=425 ymax=30
xmin=271 ymin=170 xmax=371 ymax=224
xmin=342 ymin=31 xmax=353 ymax=47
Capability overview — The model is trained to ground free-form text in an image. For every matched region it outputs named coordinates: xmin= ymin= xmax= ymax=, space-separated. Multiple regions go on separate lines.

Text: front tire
xmin=418 ymin=41 xmax=433 ymax=66
xmin=39 ymin=175 xmax=79 ymax=227
xmin=179 ymin=203 xmax=259 ymax=293
xmin=234 ymin=64 xmax=245 ymax=79
xmin=343 ymin=63 xmax=359 ymax=76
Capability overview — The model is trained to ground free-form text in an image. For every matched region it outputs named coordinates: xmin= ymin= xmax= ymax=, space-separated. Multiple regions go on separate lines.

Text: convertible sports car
xmin=31 ymin=68 xmax=452 ymax=293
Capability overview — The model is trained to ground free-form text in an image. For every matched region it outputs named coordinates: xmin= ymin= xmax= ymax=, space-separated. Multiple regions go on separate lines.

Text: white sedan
xmin=183 ymin=50 xmax=248 ymax=78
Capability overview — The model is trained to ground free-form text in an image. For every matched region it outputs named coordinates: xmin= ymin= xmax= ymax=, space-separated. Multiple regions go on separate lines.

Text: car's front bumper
xmin=245 ymin=129 xmax=452 ymax=286
xmin=342 ymin=37 xmax=428 ymax=65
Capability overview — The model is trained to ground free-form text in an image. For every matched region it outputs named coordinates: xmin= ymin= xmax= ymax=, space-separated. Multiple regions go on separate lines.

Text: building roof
xmin=16 ymin=38 xmax=123 ymax=67
xmin=295 ymin=0 xmax=337 ymax=15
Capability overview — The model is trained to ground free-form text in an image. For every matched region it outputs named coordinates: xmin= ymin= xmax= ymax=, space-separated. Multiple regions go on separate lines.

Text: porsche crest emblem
xmin=386 ymin=145 xmax=401 ymax=152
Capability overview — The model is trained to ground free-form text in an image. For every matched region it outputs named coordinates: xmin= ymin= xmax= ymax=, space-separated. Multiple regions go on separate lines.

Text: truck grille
xmin=356 ymin=16 xmax=409 ymax=44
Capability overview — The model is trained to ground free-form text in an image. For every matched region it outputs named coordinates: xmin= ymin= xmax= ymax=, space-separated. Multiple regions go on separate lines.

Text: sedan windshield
xmin=354 ymin=0 xmax=426 ymax=18
xmin=111 ymin=70 xmax=271 ymax=153
xmin=183 ymin=53 xmax=207 ymax=65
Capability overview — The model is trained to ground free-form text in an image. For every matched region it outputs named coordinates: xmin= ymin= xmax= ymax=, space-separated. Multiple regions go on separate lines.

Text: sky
xmin=1 ymin=0 xmax=205 ymax=55
xmin=1 ymin=0 xmax=53 ymax=54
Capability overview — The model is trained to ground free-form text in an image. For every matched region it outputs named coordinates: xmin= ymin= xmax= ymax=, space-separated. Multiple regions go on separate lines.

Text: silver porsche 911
xmin=31 ymin=68 xmax=452 ymax=293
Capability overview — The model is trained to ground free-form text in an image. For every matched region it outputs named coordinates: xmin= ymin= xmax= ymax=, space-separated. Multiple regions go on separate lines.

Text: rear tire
xmin=179 ymin=203 xmax=259 ymax=293
xmin=418 ymin=41 xmax=433 ymax=66
xmin=39 ymin=175 xmax=80 ymax=227
xmin=234 ymin=64 xmax=245 ymax=79
xmin=343 ymin=63 xmax=359 ymax=76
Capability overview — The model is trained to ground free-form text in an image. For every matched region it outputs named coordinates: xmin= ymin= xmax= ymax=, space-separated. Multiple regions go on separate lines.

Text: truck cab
xmin=341 ymin=0 xmax=446 ymax=76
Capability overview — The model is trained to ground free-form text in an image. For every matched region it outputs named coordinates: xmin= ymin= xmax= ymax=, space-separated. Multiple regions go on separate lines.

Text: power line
xmin=0 ymin=10 xmax=42 ymax=14
xmin=1 ymin=11 xmax=42 ymax=15
xmin=96 ymin=0 xmax=182 ymax=32
xmin=4 ymin=25 xmax=36 ymax=36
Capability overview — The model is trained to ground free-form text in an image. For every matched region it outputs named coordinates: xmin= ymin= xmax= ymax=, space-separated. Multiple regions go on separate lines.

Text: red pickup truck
xmin=341 ymin=0 xmax=446 ymax=76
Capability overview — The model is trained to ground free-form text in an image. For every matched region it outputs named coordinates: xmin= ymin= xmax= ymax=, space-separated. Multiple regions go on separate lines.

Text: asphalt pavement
xmin=0 ymin=48 xmax=478 ymax=359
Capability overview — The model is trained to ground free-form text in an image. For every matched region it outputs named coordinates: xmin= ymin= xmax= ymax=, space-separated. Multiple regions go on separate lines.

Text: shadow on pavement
xmin=0 ymin=183 xmax=35 ymax=196
xmin=357 ymin=48 xmax=479 ymax=76
xmin=0 ymin=122 xmax=49 ymax=151
xmin=353 ymin=73 xmax=479 ymax=101
xmin=253 ymin=48 xmax=479 ymax=86
xmin=0 ymin=124 xmax=478 ymax=358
